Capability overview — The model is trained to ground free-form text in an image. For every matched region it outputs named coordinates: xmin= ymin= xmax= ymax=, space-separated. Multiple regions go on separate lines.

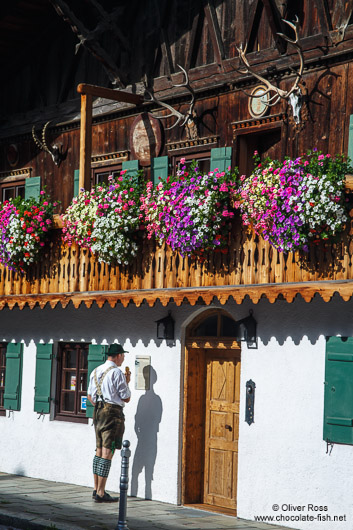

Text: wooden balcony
xmin=1 ymin=217 xmax=353 ymax=310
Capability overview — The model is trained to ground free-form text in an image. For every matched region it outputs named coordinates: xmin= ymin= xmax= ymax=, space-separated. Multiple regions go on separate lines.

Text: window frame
xmin=171 ymin=150 xmax=211 ymax=176
xmin=55 ymin=342 xmax=89 ymax=424
xmin=91 ymin=163 xmax=123 ymax=187
xmin=0 ymin=343 xmax=7 ymax=416
xmin=0 ymin=179 xmax=25 ymax=203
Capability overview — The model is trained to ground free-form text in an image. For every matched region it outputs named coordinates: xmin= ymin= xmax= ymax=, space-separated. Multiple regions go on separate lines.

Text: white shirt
xmin=88 ymin=360 xmax=131 ymax=407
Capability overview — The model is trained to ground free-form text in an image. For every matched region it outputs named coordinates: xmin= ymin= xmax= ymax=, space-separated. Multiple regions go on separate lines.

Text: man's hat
xmin=108 ymin=344 xmax=128 ymax=356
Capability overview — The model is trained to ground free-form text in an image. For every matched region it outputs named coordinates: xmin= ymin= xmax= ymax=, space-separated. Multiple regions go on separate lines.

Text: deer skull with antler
xmin=236 ymin=16 xmax=304 ymax=124
xmin=144 ymin=65 xmax=198 ymax=140
xmin=32 ymin=121 xmax=67 ymax=167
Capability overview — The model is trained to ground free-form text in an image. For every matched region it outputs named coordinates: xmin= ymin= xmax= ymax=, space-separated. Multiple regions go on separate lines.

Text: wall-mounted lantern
xmin=156 ymin=311 xmax=175 ymax=341
xmin=236 ymin=309 xmax=257 ymax=348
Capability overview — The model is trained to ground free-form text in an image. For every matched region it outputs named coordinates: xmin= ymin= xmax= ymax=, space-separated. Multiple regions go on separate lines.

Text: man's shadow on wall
xmin=131 ymin=365 xmax=162 ymax=499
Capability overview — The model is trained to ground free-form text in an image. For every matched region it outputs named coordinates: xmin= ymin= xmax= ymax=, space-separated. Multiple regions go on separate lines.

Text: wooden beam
xmin=79 ymin=93 xmax=93 ymax=191
xmin=314 ymin=0 xmax=333 ymax=36
xmin=77 ymin=83 xmax=143 ymax=105
xmin=2 ymin=280 xmax=353 ymax=310
xmin=185 ymin=3 xmax=204 ymax=71
xmin=204 ymin=0 xmax=225 ymax=66
xmin=262 ymin=0 xmax=286 ymax=54
xmin=49 ymin=0 xmax=124 ymax=87
xmin=245 ymin=0 xmax=263 ymax=51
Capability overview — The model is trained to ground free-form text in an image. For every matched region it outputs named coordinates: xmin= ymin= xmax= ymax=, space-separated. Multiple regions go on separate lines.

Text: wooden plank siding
xmin=2 ymin=56 xmax=353 ymax=212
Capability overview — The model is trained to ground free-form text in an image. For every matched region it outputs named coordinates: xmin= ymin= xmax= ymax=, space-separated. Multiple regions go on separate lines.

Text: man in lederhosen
xmin=87 ymin=343 xmax=131 ymax=503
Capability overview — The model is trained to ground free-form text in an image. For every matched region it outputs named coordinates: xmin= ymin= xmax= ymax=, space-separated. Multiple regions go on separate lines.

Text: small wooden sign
xmin=129 ymin=113 xmax=163 ymax=166
xmin=6 ymin=144 xmax=19 ymax=167
xmin=248 ymin=85 xmax=270 ymax=118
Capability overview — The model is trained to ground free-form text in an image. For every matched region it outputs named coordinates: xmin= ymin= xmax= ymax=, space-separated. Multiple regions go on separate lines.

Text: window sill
xmin=54 ymin=413 xmax=88 ymax=424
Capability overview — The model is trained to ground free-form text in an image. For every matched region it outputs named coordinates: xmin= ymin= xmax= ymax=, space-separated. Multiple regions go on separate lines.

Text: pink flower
xmin=180 ymin=157 xmax=186 ymax=164
xmin=40 ymin=191 xmax=45 ymax=195
xmin=120 ymin=170 xmax=127 ymax=175
xmin=318 ymin=154 xmax=325 ymax=160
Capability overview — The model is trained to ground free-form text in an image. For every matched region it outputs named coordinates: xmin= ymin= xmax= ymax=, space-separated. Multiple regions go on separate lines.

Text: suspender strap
xmin=94 ymin=365 xmax=115 ymax=402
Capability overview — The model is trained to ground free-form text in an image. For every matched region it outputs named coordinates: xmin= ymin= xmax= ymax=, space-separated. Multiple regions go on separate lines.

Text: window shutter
xmin=122 ymin=160 xmax=139 ymax=178
xmin=3 ymin=343 xmax=23 ymax=411
xmin=74 ymin=169 xmax=80 ymax=197
xmin=210 ymin=147 xmax=232 ymax=172
xmin=324 ymin=337 xmax=353 ymax=444
xmin=348 ymin=115 xmax=353 ymax=163
xmin=151 ymin=156 xmax=169 ymax=185
xmin=34 ymin=344 xmax=53 ymax=414
xmin=25 ymin=176 xmax=41 ymax=200
xmin=86 ymin=344 xmax=108 ymax=418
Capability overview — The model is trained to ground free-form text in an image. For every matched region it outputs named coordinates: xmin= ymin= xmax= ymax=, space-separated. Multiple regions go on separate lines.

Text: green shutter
xmin=34 ymin=344 xmax=53 ymax=414
xmin=210 ymin=147 xmax=232 ymax=172
xmin=348 ymin=115 xmax=353 ymax=163
xmin=324 ymin=337 xmax=353 ymax=444
xmin=74 ymin=169 xmax=80 ymax=197
xmin=25 ymin=176 xmax=41 ymax=200
xmin=86 ymin=344 xmax=108 ymax=418
xmin=122 ymin=160 xmax=139 ymax=178
xmin=3 ymin=343 xmax=23 ymax=411
xmin=151 ymin=156 xmax=169 ymax=185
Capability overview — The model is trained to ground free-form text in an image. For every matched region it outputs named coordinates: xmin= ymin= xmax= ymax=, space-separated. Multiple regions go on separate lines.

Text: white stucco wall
xmin=236 ymin=295 xmax=353 ymax=530
xmin=0 ymin=295 xmax=353 ymax=530
xmin=0 ymin=302 xmax=190 ymax=504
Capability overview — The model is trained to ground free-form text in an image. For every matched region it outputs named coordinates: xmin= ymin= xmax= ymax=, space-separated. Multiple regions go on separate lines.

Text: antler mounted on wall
xmin=144 ymin=65 xmax=198 ymax=140
xmin=32 ymin=121 xmax=67 ymax=167
xmin=236 ymin=16 xmax=304 ymax=124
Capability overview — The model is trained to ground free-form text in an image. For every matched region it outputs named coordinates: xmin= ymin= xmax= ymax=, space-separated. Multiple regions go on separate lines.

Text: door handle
xmin=225 ymin=424 xmax=232 ymax=431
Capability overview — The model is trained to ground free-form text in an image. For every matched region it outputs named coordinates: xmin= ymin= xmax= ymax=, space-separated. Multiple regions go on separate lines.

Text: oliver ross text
xmin=282 ymin=505 xmax=328 ymax=511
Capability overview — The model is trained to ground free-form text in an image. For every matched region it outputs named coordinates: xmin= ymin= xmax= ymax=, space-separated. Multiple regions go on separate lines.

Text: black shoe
xmin=92 ymin=489 xmax=97 ymax=499
xmin=95 ymin=492 xmax=119 ymax=503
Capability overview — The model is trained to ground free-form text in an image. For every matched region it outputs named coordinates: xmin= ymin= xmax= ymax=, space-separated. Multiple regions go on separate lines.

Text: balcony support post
xmin=79 ymin=93 xmax=93 ymax=192
xmin=77 ymin=83 xmax=143 ymax=192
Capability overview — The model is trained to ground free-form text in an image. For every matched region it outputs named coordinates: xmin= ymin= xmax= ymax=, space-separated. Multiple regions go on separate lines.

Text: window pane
xmin=64 ymin=371 xmax=77 ymax=390
xmin=193 ymin=315 xmax=218 ymax=336
xmin=221 ymin=316 xmax=238 ymax=336
xmin=96 ymin=172 xmax=109 ymax=185
xmin=79 ymin=373 xmax=87 ymax=392
xmin=197 ymin=158 xmax=210 ymax=173
xmin=64 ymin=348 xmax=77 ymax=369
xmin=62 ymin=392 xmax=75 ymax=412
xmin=17 ymin=185 xmax=25 ymax=199
xmin=3 ymin=187 xmax=16 ymax=202
xmin=80 ymin=350 xmax=88 ymax=370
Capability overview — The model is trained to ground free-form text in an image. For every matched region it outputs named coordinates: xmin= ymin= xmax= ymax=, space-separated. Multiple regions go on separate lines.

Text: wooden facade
xmin=1 ymin=0 xmax=353 ymax=308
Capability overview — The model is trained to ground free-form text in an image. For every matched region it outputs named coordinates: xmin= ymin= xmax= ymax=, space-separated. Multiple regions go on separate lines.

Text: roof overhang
xmin=1 ymin=280 xmax=353 ymax=310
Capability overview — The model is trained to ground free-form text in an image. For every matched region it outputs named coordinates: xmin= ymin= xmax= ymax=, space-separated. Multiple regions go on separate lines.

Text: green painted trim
xmin=34 ymin=344 xmax=53 ymax=414
xmin=151 ymin=156 xmax=169 ymax=185
xmin=210 ymin=147 xmax=232 ymax=172
xmin=74 ymin=169 xmax=80 ymax=196
xmin=3 ymin=343 xmax=23 ymax=411
xmin=25 ymin=177 xmax=41 ymax=200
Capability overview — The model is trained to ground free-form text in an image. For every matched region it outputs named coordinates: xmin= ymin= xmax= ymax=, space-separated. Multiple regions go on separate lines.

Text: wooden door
xmin=203 ymin=349 xmax=240 ymax=510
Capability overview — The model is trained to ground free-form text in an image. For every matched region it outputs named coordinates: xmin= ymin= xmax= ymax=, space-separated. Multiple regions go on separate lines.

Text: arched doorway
xmin=181 ymin=309 xmax=241 ymax=515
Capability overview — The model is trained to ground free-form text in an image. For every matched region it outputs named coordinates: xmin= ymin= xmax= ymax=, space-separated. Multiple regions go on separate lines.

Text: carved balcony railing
xmin=1 ymin=217 xmax=353 ymax=309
